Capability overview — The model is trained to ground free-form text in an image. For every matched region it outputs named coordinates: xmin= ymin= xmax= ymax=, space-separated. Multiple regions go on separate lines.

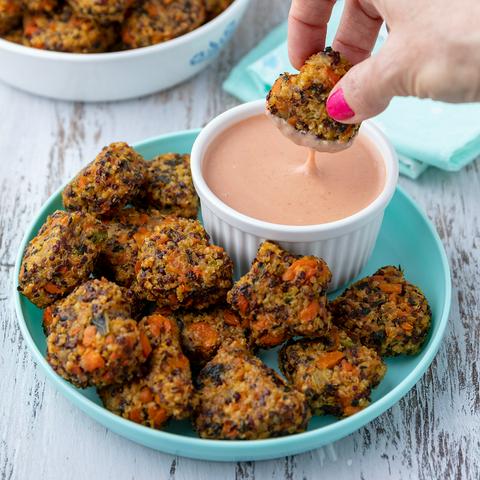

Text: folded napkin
xmin=223 ymin=1 xmax=480 ymax=179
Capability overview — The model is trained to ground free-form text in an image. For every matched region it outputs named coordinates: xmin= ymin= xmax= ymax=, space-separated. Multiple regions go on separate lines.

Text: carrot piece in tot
xmin=139 ymin=387 xmax=153 ymax=403
xmin=317 ymin=350 xmax=345 ymax=369
xmin=282 ymin=258 xmax=320 ymax=282
xmin=139 ymin=331 xmax=152 ymax=358
xmin=189 ymin=322 xmax=219 ymax=349
xmin=343 ymin=405 xmax=363 ymax=416
xmin=82 ymin=325 xmax=97 ymax=347
xmin=236 ymin=294 xmax=249 ymax=315
xmin=378 ymin=282 xmax=402 ymax=294
xmin=80 ymin=350 xmax=105 ymax=372
xmin=300 ymin=300 xmax=320 ymax=323
xmin=44 ymin=283 xmax=63 ymax=294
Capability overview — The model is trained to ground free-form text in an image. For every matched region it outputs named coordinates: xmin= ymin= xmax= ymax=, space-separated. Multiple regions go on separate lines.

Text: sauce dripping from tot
xmin=295 ymin=148 xmax=321 ymax=176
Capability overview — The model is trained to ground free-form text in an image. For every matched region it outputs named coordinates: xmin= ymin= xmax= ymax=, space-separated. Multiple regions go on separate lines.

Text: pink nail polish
xmin=326 ymin=88 xmax=355 ymax=121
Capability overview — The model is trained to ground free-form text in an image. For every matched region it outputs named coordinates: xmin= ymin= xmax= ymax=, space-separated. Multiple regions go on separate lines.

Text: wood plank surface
xmin=0 ymin=1 xmax=479 ymax=478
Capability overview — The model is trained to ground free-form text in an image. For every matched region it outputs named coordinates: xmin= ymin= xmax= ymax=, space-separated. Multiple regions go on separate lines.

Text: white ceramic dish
xmin=191 ymin=99 xmax=399 ymax=290
xmin=0 ymin=0 xmax=250 ymax=102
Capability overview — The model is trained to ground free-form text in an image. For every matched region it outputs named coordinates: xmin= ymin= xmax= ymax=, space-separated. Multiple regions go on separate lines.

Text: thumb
xmin=326 ymin=45 xmax=404 ymax=124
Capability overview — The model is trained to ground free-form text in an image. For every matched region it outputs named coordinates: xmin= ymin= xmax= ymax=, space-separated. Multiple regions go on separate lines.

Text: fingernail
xmin=326 ymin=88 xmax=355 ymax=121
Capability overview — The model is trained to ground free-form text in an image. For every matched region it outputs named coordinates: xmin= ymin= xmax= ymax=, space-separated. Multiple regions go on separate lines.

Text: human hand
xmin=288 ymin=0 xmax=480 ymax=123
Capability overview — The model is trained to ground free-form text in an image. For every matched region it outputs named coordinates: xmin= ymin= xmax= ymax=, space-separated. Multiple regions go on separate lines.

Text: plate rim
xmin=12 ymin=129 xmax=452 ymax=461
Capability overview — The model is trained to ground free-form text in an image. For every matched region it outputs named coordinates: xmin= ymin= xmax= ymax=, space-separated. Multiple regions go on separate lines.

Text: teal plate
xmin=13 ymin=129 xmax=451 ymax=462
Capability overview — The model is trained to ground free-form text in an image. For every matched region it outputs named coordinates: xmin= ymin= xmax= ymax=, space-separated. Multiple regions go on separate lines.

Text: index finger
xmin=288 ymin=0 xmax=336 ymax=70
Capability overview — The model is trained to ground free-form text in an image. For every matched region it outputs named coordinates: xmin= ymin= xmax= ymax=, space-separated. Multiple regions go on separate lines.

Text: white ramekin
xmin=0 ymin=0 xmax=250 ymax=102
xmin=191 ymin=99 xmax=399 ymax=291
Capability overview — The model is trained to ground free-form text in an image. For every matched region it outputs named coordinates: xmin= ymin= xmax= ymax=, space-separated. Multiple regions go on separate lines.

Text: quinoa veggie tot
xmin=193 ymin=338 xmax=311 ymax=439
xmin=46 ymin=278 xmax=149 ymax=388
xmin=176 ymin=305 xmax=248 ymax=368
xmin=330 ymin=266 xmax=432 ymax=356
xmin=135 ymin=217 xmax=233 ymax=310
xmin=205 ymin=0 xmax=232 ymax=19
xmin=100 ymin=208 xmax=165 ymax=287
xmin=0 ymin=0 xmax=22 ymax=35
xmin=227 ymin=241 xmax=332 ymax=348
xmin=139 ymin=153 xmax=199 ymax=219
xmin=99 ymin=314 xmax=193 ymax=428
xmin=67 ymin=0 xmax=132 ymax=23
xmin=63 ymin=142 xmax=146 ymax=216
xmin=279 ymin=327 xmax=386 ymax=417
xmin=23 ymin=0 xmax=57 ymax=13
xmin=121 ymin=0 xmax=205 ymax=49
xmin=1 ymin=25 xmax=26 ymax=43
xmin=18 ymin=210 xmax=106 ymax=308
xmin=24 ymin=6 xmax=117 ymax=53
xmin=266 ymin=47 xmax=360 ymax=152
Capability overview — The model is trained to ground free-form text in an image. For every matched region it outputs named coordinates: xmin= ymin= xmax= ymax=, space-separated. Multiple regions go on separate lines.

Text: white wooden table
xmin=1 ymin=1 xmax=479 ymax=478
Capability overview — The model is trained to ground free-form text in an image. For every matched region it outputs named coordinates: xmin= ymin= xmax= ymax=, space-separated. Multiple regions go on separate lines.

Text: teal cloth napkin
xmin=223 ymin=1 xmax=480 ymax=179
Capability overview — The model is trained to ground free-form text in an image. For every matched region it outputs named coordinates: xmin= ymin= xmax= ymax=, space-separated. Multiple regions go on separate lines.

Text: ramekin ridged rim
xmin=191 ymin=99 xmax=399 ymax=242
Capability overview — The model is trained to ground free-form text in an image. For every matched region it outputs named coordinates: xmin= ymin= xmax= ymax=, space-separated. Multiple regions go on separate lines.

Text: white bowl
xmin=0 ymin=0 xmax=250 ymax=102
xmin=191 ymin=99 xmax=399 ymax=291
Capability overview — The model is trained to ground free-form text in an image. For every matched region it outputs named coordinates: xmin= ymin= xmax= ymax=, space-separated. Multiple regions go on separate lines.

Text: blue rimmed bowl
xmin=13 ymin=129 xmax=451 ymax=461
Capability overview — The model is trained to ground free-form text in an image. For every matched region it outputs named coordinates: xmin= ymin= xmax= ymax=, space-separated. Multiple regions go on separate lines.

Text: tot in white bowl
xmin=191 ymin=99 xmax=399 ymax=291
xmin=0 ymin=0 xmax=250 ymax=102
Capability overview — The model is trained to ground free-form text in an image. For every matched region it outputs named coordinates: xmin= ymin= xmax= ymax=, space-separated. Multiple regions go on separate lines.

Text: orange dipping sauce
xmin=203 ymin=114 xmax=386 ymax=226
